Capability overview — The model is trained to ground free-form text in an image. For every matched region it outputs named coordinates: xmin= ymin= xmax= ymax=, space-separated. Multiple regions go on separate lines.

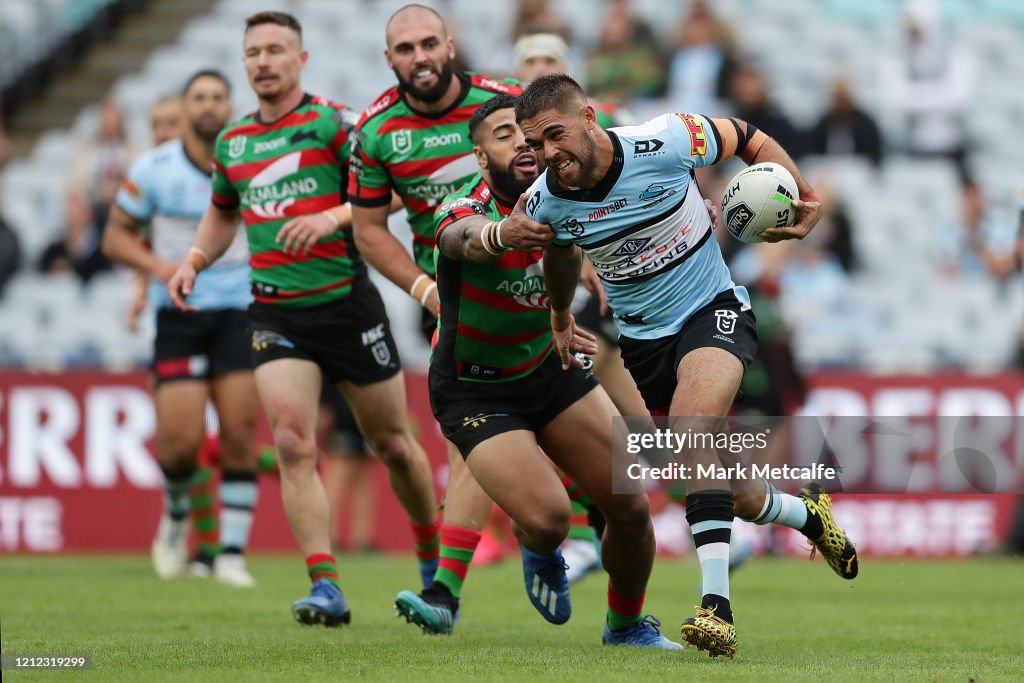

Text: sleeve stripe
xmin=707 ymin=114 xmax=724 ymax=164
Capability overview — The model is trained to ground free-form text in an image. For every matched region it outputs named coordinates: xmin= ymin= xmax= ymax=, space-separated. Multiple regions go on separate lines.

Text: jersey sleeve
xmin=346 ymin=120 xmax=393 ymax=208
xmin=521 ymin=176 xmax=573 ymax=247
xmin=666 ymin=112 xmax=720 ymax=171
xmin=434 ymin=194 xmax=489 ymax=241
xmin=211 ymin=131 xmax=240 ymax=210
xmin=115 ymin=154 xmax=155 ymax=221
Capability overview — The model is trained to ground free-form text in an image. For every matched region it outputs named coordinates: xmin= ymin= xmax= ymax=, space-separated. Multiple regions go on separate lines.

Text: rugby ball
xmin=720 ymin=162 xmax=798 ymax=243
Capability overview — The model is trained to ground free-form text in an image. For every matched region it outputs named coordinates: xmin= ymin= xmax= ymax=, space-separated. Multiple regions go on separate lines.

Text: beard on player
xmin=486 ymin=150 xmax=538 ymax=202
xmin=394 ymin=55 xmax=455 ymax=104
xmin=191 ymin=113 xmax=224 ymax=143
xmin=547 ymin=126 xmax=597 ymax=187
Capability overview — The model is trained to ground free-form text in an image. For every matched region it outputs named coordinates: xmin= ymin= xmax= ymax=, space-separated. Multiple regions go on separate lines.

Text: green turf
xmin=1 ymin=554 xmax=1022 ymax=681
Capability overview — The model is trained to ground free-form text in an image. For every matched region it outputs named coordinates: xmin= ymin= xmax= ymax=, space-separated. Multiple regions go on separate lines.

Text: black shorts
xmin=618 ymin=289 xmax=757 ymax=415
xmin=319 ymin=383 xmax=369 ymax=456
xmin=247 ymin=278 xmax=401 ymax=386
xmin=430 ymin=353 xmax=599 ymax=459
xmin=573 ymin=289 xmax=619 ymax=346
xmin=153 ymin=308 xmax=250 ymax=385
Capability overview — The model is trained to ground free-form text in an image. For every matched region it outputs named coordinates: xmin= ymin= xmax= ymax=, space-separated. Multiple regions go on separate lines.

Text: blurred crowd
xmin=0 ymin=0 xmax=1021 ymax=376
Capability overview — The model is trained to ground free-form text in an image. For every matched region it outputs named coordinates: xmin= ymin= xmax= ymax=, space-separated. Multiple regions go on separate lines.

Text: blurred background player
xmin=318 ymin=383 xmax=377 ymax=555
xmin=101 ymin=69 xmax=260 ymax=588
xmin=168 ymin=11 xmax=439 ymax=627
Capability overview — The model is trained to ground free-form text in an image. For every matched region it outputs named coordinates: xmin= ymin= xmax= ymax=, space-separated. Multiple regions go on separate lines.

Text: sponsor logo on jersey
xmin=496 ymin=275 xmax=545 ymax=297
xmin=406 ymin=182 xmax=463 ymax=204
xmin=527 ymin=191 xmax=542 ymax=214
xmin=242 ymin=177 xmax=319 ymax=208
xmin=254 ymin=137 xmax=286 ymax=154
xmin=612 ymin=237 xmax=652 ymax=257
xmin=250 ymin=198 xmax=296 ymax=219
xmin=439 ymin=197 xmax=487 ymax=215
xmin=676 ymin=114 xmax=707 ymax=156
xmin=228 ymin=136 xmax=247 ymax=159
xmin=364 ymin=94 xmax=393 ymax=118
xmin=588 ymin=198 xmax=628 ymax=221
xmin=392 ymin=130 xmax=413 ymax=154
xmin=424 ymin=132 xmax=463 ymax=148
xmin=633 ymin=138 xmax=665 ymax=156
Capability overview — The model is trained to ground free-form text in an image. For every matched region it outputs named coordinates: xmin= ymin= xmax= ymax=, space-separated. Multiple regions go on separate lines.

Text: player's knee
xmin=600 ymin=492 xmax=651 ymax=531
xmin=217 ymin=420 xmax=256 ymax=467
xmin=518 ymin=506 xmax=570 ymax=548
xmin=273 ymin=424 xmax=316 ymax=468
xmin=367 ymin=430 xmax=414 ymax=470
xmin=157 ymin=430 xmax=203 ymax=466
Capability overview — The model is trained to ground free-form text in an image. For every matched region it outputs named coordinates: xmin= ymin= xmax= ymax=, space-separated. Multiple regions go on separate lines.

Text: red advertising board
xmin=0 ymin=371 xmax=449 ymax=554
xmin=0 ymin=370 xmax=1019 ymax=556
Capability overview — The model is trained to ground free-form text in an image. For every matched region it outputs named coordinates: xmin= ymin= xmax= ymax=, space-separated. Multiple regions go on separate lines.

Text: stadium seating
xmin=1 ymin=0 xmax=1021 ymax=374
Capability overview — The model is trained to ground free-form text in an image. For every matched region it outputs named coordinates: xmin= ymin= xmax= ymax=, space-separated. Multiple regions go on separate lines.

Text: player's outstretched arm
xmin=543 ymin=243 xmax=596 ymax=369
xmin=167 ymin=203 xmax=241 ymax=312
xmin=709 ymin=117 xmax=822 ymax=242
xmin=437 ymin=193 xmax=554 ymax=262
xmin=352 ymin=202 xmax=441 ymax=316
xmin=101 ymin=206 xmax=177 ymax=283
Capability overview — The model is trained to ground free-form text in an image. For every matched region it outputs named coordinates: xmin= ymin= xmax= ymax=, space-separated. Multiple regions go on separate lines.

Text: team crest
xmin=228 ymin=136 xmax=247 ymax=159
xmin=391 ymin=130 xmax=413 ymax=155
xmin=560 ymin=218 xmax=585 ymax=237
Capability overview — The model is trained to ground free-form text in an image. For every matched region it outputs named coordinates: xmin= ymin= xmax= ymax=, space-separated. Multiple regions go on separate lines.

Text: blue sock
xmin=752 ymin=481 xmax=808 ymax=530
xmin=220 ymin=471 xmax=258 ymax=553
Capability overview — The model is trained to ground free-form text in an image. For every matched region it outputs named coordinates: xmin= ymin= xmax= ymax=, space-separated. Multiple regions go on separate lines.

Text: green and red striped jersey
xmin=432 ymin=173 xmax=552 ymax=383
xmin=348 ymin=72 xmax=521 ymax=275
xmin=211 ymin=93 xmax=364 ymax=307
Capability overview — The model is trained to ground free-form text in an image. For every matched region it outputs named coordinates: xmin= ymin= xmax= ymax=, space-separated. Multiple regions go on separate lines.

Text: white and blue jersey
xmin=525 ymin=112 xmax=749 ymax=340
xmin=115 ymin=139 xmax=250 ymax=311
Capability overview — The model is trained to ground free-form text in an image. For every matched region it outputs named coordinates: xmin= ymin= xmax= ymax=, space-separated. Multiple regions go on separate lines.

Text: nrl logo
xmin=391 ymin=130 xmax=413 ymax=155
xmin=228 ymin=136 xmax=247 ymax=159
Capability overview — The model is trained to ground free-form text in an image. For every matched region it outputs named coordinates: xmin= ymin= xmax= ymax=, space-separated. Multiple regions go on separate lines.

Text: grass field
xmin=1 ymin=554 xmax=1022 ymax=681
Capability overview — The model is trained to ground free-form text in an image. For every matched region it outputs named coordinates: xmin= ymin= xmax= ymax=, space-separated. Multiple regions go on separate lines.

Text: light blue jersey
xmin=525 ymin=113 xmax=748 ymax=340
xmin=116 ymin=139 xmax=250 ymax=311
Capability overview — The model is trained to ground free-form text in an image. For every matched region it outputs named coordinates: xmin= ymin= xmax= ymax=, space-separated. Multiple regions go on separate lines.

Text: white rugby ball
xmin=720 ymin=162 xmax=798 ymax=243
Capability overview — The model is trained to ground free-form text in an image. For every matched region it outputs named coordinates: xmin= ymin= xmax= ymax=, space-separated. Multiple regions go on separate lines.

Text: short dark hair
xmin=182 ymin=69 xmax=232 ymax=97
xmin=245 ymin=11 xmax=303 ymax=41
xmin=515 ymin=74 xmax=587 ymax=123
xmin=386 ymin=4 xmax=447 ymax=40
xmin=469 ymin=94 xmax=518 ymax=144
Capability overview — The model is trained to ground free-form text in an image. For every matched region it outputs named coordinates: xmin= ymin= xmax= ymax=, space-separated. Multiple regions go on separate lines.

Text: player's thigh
xmin=153 ymin=379 xmax=209 ymax=458
xmin=537 ymin=386 xmax=647 ymax=518
xmin=465 ymin=430 xmax=569 ymax=535
xmin=209 ymin=370 xmax=259 ymax=466
xmin=671 ymin=347 xmax=744 ymax=417
xmin=253 ymin=357 xmax=322 ymax=445
xmin=336 ymin=372 xmax=412 ymax=443
xmin=442 ymin=440 xmax=493 ymax=530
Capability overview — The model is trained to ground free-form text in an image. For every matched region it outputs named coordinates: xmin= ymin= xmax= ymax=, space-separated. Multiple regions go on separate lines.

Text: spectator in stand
xmin=666 ymin=0 xmax=738 ymax=117
xmin=728 ymin=62 xmax=803 ymax=159
xmin=881 ymin=0 xmax=974 ymax=174
xmin=148 ymin=95 xmax=183 ymax=146
xmin=936 ymin=178 xmax=1016 ymax=282
xmin=585 ymin=0 xmax=666 ymax=105
xmin=807 ymin=77 xmax=883 ymax=167
xmin=512 ymin=0 xmax=568 ymax=40
xmin=68 ymin=98 xmax=142 ymax=221
xmin=37 ymin=192 xmax=112 ymax=283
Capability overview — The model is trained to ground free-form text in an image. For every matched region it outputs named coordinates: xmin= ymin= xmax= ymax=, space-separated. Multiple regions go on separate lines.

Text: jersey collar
xmin=253 ymin=92 xmax=313 ymax=126
xmin=544 ymin=129 xmax=624 ymax=203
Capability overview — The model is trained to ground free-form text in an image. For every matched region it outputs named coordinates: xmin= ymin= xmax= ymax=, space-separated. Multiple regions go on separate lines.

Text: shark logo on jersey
xmin=228 ymin=136 xmax=247 ymax=159
xmin=640 ymin=184 xmax=667 ymax=201
xmin=392 ymin=130 xmax=413 ymax=155
xmin=613 ymin=238 xmax=652 ymax=256
xmin=559 ymin=218 xmax=585 ymax=237
xmin=715 ymin=310 xmax=738 ymax=335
